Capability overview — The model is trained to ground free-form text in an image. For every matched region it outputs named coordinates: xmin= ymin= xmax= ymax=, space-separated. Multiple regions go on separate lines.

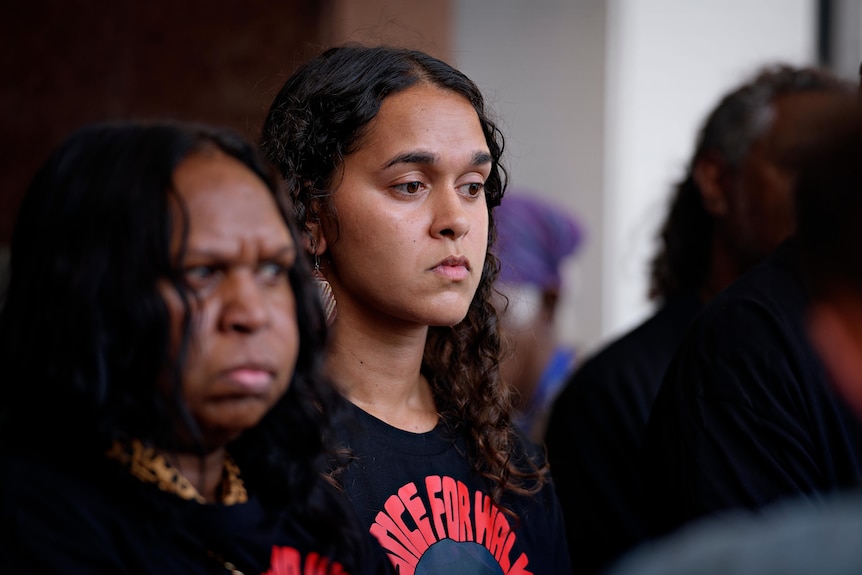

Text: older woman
xmin=0 ymin=121 xmax=391 ymax=575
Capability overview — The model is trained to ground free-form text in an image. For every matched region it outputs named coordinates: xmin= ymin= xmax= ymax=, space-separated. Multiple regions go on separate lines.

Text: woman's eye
xmin=258 ymin=262 xmax=289 ymax=283
xmin=183 ymin=265 xmax=222 ymax=294
xmin=460 ymin=182 xmax=485 ymax=197
xmin=185 ymin=265 xmax=216 ymax=282
xmin=393 ymin=181 xmax=424 ymax=195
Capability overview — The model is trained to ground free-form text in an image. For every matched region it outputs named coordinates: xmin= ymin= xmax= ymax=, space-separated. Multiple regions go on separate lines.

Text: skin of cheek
xmin=322 ymin=206 xmax=487 ymax=326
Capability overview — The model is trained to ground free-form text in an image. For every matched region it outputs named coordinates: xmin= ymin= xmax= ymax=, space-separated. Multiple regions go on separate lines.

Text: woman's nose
xmin=431 ymin=187 xmax=471 ymax=239
xmin=218 ymin=270 xmax=269 ymax=333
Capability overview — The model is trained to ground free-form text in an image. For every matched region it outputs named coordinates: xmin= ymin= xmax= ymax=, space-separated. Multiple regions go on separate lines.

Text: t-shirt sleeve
xmin=511 ymin=430 xmax=574 ymax=575
xmin=544 ymin=476 xmax=575 ymax=574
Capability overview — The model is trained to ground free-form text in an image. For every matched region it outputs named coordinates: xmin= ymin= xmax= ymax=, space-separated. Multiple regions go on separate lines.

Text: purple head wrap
xmin=494 ymin=190 xmax=584 ymax=291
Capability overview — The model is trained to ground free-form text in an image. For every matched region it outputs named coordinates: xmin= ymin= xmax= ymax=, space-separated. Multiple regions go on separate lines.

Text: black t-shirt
xmin=544 ymin=294 xmax=702 ymax=574
xmin=640 ymin=240 xmax=862 ymax=537
xmin=0 ymin=448 xmax=393 ymax=575
xmin=334 ymin=401 xmax=572 ymax=575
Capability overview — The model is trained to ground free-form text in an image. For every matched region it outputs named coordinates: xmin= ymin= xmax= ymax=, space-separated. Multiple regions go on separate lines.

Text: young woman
xmin=0 ymin=121 xmax=392 ymax=574
xmin=260 ymin=44 xmax=572 ymax=574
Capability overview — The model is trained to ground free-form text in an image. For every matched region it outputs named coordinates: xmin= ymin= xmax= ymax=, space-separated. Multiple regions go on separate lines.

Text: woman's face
xmin=319 ymin=84 xmax=491 ymax=329
xmin=162 ymin=148 xmax=299 ymax=449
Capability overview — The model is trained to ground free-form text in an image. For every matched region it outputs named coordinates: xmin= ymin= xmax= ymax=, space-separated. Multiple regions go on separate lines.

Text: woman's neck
xmin=163 ymin=447 xmax=227 ymax=503
xmin=327 ymin=316 xmax=438 ymax=432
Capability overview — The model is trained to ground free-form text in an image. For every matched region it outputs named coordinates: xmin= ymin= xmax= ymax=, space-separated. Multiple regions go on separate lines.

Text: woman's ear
xmin=694 ymin=153 xmax=729 ymax=216
xmin=304 ymin=200 xmax=328 ymax=256
xmin=304 ymin=219 xmax=328 ymax=257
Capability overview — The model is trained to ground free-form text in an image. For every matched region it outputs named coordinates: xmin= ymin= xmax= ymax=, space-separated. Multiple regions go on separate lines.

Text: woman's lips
xmin=221 ymin=366 xmax=274 ymax=394
xmin=431 ymin=256 xmax=470 ymax=280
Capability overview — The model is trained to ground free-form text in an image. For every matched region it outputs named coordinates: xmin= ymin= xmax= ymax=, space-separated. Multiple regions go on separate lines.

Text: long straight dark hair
xmin=0 ymin=120 xmax=364 ymax=557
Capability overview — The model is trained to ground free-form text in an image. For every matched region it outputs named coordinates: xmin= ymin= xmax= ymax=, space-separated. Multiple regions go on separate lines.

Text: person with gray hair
xmin=639 ymin=72 xmax=862 ymax=536
xmin=608 ymin=81 xmax=862 ymax=575
xmin=545 ymin=63 xmax=855 ymax=574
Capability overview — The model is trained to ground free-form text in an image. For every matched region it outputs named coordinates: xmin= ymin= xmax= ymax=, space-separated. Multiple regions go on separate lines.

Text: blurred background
xmin=1 ymin=0 xmax=859 ymax=357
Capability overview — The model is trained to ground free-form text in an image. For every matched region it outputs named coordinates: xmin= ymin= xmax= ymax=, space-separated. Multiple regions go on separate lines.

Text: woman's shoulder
xmin=1 ymin=448 xmax=122 ymax=513
xmin=0 ymin=448 xmax=158 ymax=572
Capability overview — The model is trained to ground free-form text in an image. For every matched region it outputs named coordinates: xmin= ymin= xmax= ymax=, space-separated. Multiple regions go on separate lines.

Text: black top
xmin=544 ymin=294 xmax=702 ymax=574
xmin=334 ymin=401 xmax=573 ymax=575
xmin=0 ymin=447 xmax=393 ymax=575
xmin=640 ymin=239 xmax=862 ymax=537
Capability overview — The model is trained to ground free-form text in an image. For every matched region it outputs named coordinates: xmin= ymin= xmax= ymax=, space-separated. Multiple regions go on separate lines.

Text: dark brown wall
xmin=1 ymin=0 xmax=328 ymax=244
xmin=0 ymin=1 xmax=452 ymax=247
xmin=324 ymin=0 xmax=452 ymax=63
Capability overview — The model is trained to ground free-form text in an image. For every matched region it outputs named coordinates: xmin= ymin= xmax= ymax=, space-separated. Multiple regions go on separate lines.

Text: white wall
xmin=603 ymin=0 xmax=816 ymax=341
xmin=831 ymin=0 xmax=862 ymax=79
xmin=453 ymin=0 xmax=607 ymax=355
xmin=455 ymin=0 xmax=817 ymax=357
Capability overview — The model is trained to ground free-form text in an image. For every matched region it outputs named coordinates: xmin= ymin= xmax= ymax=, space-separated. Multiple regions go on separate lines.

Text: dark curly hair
xmin=0 ymin=120 xmax=364 ymax=560
xmin=649 ymin=64 xmax=854 ymax=301
xmin=259 ymin=44 xmax=548 ymax=506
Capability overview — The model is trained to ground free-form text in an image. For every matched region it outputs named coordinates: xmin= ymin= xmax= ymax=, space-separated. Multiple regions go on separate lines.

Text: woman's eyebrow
xmin=472 ymin=151 xmax=493 ymax=166
xmin=382 ymin=150 xmax=438 ymax=169
xmin=381 ymin=149 xmax=492 ymax=170
xmin=270 ymin=243 xmax=298 ymax=260
xmin=182 ymin=242 xmax=297 ymax=261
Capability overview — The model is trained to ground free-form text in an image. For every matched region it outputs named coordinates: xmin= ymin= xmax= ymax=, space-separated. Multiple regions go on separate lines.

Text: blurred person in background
xmin=545 ymin=63 xmax=855 ymax=574
xmin=493 ymin=190 xmax=583 ymax=444
xmin=608 ymin=91 xmax=862 ymax=575
xmin=639 ymin=74 xmax=862 ymax=540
